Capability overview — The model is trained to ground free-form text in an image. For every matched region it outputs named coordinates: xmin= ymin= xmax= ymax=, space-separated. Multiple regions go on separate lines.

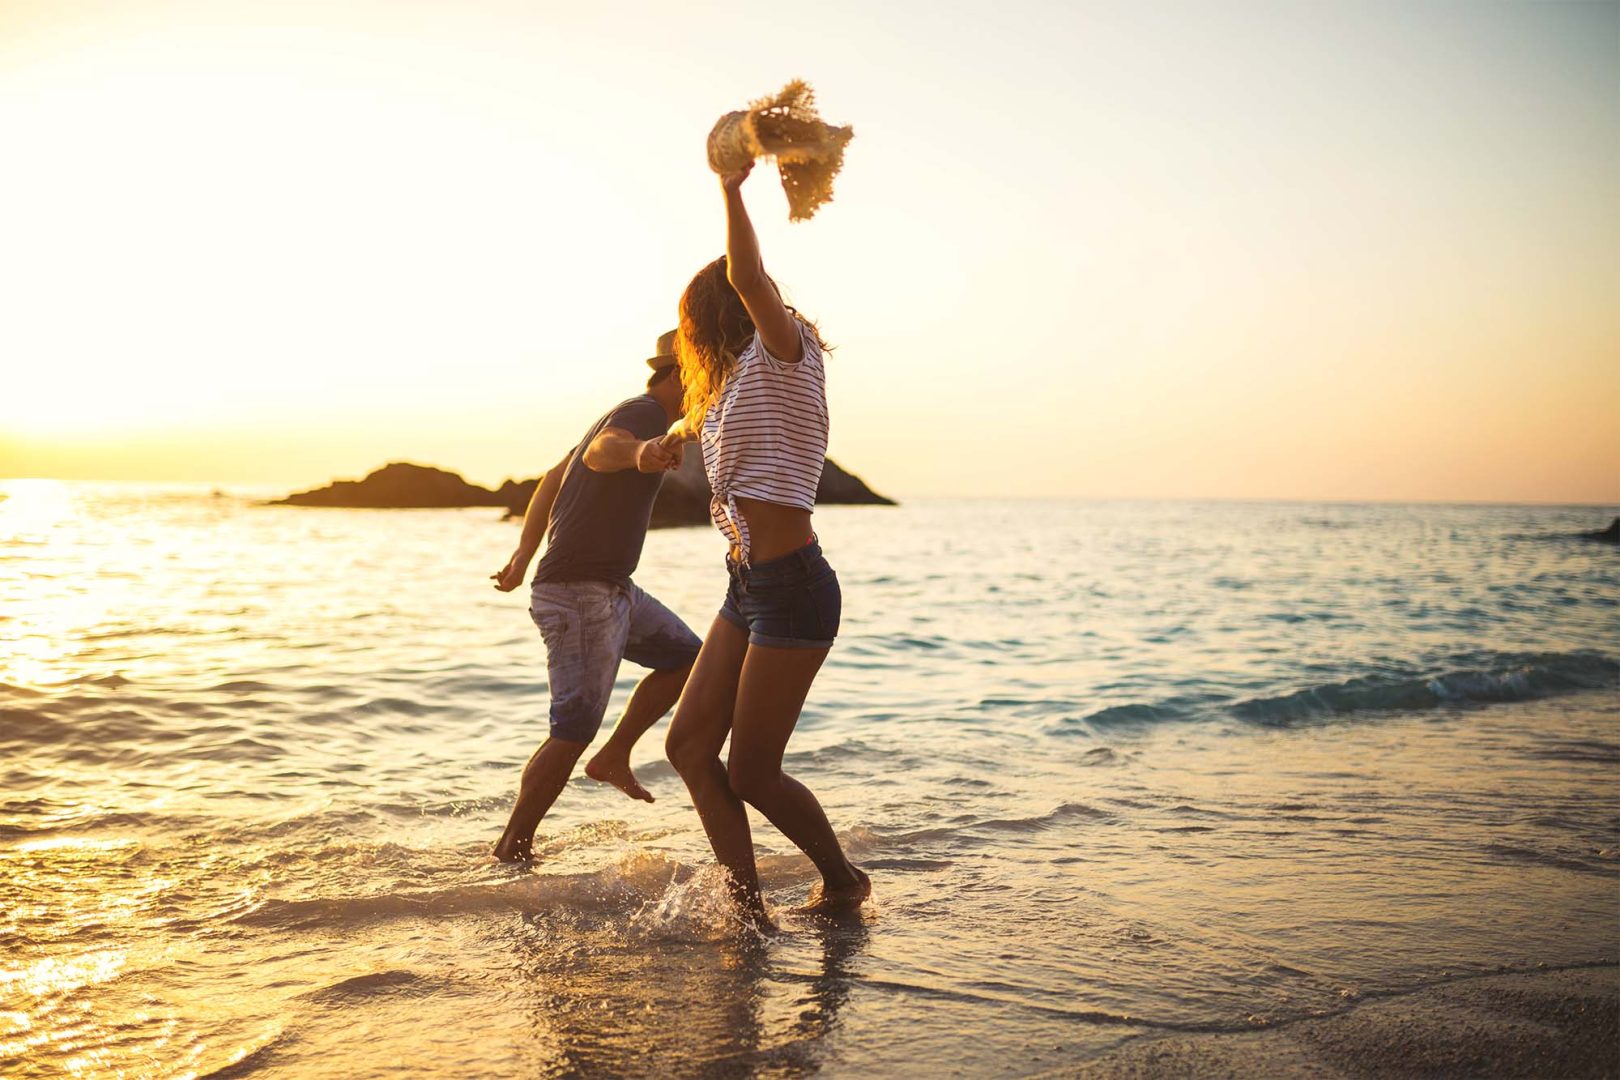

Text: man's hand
xmin=634 ymin=438 xmax=681 ymax=473
xmin=491 ymin=549 xmax=533 ymax=592
xmin=656 ymin=431 xmax=686 ymax=468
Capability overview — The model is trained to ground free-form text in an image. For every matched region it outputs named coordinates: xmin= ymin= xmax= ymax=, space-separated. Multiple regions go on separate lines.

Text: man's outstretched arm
xmin=583 ymin=427 xmax=681 ymax=474
xmin=491 ymin=450 xmax=572 ymax=592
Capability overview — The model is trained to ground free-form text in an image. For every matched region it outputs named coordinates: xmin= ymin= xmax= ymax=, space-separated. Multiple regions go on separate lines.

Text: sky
xmin=0 ymin=0 xmax=1615 ymax=502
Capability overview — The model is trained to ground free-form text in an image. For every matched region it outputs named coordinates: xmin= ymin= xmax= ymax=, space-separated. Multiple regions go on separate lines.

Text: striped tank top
xmin=700 ymin=320 xmax=828 ymax=562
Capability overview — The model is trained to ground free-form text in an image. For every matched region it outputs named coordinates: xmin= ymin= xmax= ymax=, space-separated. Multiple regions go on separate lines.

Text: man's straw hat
xmin=646 ymin=330 xmax=678 ymax=371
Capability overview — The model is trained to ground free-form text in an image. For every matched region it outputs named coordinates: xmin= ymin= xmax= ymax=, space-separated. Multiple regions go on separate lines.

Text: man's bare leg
xmin=492 ymin=736 xmax=588 ymax=862
xmin=585 ymin=664 xmax=692 ymax=802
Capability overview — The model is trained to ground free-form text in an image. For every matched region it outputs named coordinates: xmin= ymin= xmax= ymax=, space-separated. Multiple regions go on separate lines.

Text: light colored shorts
xmin=529 ymin=579 xmax=701 ymax=743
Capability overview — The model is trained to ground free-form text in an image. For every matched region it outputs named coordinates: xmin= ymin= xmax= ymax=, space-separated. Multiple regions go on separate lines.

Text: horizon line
xmin=2 ymin=476 xmax=1615 ymax=511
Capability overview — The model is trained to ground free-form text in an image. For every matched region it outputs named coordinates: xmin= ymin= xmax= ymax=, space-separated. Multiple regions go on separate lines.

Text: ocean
xmin=2 ymin=482 xmax=1616 ymax=1077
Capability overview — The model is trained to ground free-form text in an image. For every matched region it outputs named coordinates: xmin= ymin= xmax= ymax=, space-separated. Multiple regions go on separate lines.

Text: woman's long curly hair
xmin=676 ymin=256 xmax=821 ymax=432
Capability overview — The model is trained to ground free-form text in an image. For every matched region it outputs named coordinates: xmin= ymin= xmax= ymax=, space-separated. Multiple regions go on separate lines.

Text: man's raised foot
xmin=584 ymin=752 xmax=655 ymax=803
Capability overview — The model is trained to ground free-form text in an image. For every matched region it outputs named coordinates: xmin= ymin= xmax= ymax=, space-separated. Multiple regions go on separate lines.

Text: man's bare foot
xmin=491 ymin=834 xmax=534 ymax=863
xmin=798 ymin=866 xmax=871 ymax=915
xmin=584 ymin=753 xmax=654 ymax=803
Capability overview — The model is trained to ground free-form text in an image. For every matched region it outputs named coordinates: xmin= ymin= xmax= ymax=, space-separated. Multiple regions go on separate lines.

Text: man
xmin=489 ymin=331 xmax=700 ymax=862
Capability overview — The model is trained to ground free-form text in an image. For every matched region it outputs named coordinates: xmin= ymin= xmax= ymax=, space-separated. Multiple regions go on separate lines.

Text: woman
xmin=663 ymin=160 xmax=870 ymax=922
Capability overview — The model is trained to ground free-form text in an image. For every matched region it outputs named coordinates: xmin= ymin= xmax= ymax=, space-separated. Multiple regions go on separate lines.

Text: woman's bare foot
xmin=732 ymin=899 xmax=776 ymax=934
xmin=584 ymin=753 xmax=654 ymax=803
xmin=491 ymin=833 xmax=534 ymax=863
xmin=798 ymin=866 xmax=871 ymax=915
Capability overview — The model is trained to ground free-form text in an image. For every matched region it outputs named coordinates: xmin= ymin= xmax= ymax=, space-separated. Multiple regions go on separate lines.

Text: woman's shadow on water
xmin=506 ymin=909 xmax=870 ymax=1078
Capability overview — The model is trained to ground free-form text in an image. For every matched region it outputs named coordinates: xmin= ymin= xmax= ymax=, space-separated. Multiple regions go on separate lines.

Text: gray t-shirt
xmin=533 ymin=395 xmax=669 ymax=586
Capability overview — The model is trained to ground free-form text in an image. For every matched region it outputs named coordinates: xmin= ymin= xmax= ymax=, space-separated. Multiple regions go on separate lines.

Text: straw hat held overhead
xmin=706 ymin=80 xmax=853 ymax=222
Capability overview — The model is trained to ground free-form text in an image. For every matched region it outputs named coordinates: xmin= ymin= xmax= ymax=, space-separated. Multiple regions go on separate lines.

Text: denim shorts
xmin=718 ymin=540 xmax=841 ymax=649
xmin=530 ymin=579 xmax=702 ymax=743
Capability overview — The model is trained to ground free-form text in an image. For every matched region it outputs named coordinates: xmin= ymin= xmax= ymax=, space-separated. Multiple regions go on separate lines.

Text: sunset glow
xmin=1 ymin=1 xmax=1615 ymax=501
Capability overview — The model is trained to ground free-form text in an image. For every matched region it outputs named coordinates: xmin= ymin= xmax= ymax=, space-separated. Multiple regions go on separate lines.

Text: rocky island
xmin=273 ymin=456 xmax=894 ymax=527
xmin=1579 ymin=517 xmax=1618 ymax=544
xmin=272 ymin=462 xmax=509 ymax=510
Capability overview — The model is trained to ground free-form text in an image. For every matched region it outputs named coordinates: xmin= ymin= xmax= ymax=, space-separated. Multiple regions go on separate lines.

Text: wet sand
xmin=1047 ymin=965 xmax=1619 ymax=1079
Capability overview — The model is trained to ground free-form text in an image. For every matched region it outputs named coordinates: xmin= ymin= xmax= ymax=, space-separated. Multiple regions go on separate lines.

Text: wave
xmin=1065 ymin=650 xmax=1617 ymax=731
xmin=221 ymin=822 xmax=907 ymax=938
xmin=237 ymin=850 xmax=687 ymax=928
xmin=299 ymin=969 xmax=445 ymax=1003
xmin=1230 ymin=650 xmax=1617 ymax=726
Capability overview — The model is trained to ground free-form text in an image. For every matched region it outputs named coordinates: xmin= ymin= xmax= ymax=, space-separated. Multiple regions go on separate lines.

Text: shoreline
xmin=1043 ymin=964 xmax=1619 ymax=1079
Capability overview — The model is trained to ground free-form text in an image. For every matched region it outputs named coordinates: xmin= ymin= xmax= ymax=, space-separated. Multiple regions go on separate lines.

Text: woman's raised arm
xmin=720 ymin=163 xmax=804 ymax=364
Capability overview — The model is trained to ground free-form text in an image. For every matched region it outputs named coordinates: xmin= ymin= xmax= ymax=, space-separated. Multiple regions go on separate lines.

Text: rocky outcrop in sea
xmin=274 ymin=455 xmax=895 ymax=526
xmin=1578 ymin=517 xmax=1618 ymax=544
xmin=272 ymin=463 xmax=507 ymax=509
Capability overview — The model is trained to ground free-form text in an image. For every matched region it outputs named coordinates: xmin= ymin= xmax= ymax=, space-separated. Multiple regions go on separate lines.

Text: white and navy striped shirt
xmin=700 ymin=320 xmax=828 ymax=561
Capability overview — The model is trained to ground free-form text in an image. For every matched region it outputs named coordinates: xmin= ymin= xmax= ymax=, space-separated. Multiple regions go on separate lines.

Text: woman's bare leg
xmin=665 ymin=616 xmax=765 ymax=918
xmin=726 ymin=645 xmax=868 ymax=911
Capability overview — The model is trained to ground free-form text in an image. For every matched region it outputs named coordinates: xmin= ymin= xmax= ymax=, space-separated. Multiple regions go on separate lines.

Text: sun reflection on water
xmin=0 ymin=479 xmax=73 ymax=536
xmin=2 ymin=480 xmax=109 ymax=689
xmin=14 ymin=837 xmax=135 ymax=855
xmin=0 ymin=951 xmax=126 ymax=1002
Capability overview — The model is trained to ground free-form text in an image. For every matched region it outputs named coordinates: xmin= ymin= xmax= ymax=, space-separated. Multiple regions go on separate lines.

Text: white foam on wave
xmin=237 ymin=848 xmax=685 ymax=928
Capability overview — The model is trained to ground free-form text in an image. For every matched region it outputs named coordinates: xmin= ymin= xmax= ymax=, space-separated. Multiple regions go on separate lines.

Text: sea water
xmin=2 ymin=482 xmax=1616 ymax=1077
